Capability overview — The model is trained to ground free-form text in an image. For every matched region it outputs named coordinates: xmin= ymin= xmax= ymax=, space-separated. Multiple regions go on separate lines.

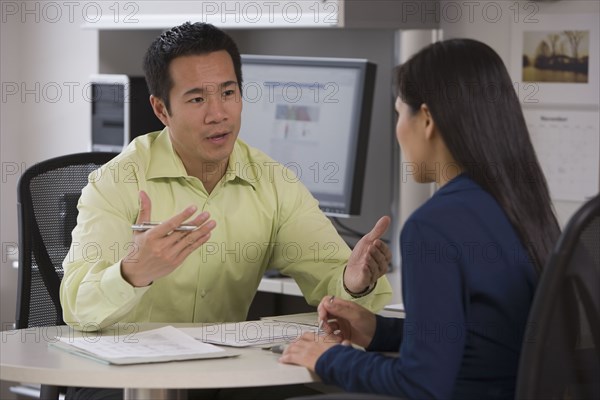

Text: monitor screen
xmin=239 ymin=55 xmax=376 ymax=217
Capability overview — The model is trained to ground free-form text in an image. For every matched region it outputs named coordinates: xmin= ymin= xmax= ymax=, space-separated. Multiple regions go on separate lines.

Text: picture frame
xmin=510 ymin=13 xmax=599 ymax=106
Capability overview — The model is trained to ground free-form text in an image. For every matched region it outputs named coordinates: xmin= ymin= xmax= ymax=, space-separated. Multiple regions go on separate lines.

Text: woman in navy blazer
xmin=280 ymin=39 xmax=561 ymax=400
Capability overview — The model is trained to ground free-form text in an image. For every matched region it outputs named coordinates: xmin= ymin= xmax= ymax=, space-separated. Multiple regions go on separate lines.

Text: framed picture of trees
xmin=510 ymin=14 xmax=599 ymax=106
xmin=522 ymin=30 xmax=589 ymax=83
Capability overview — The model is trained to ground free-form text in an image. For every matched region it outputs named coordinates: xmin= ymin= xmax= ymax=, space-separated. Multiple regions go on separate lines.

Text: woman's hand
xmin=317 ymin=295 xmax=377 ymax=349
xmin=278 ymin=332 xmax=343 ymax=371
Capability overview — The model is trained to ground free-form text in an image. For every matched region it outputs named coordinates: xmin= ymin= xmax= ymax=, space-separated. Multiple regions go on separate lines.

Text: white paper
xmin=59 ymin=325 xmax=224 ymax=359
xmin=261 ymin=312 xmax=320 ymax=327
xmin=181 ymin=321 xmax=316 ymax=347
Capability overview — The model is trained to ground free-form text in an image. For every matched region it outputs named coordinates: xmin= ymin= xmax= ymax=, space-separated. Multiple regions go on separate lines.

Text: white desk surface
xmin=0 ymin=324 xmax=318 ymax=391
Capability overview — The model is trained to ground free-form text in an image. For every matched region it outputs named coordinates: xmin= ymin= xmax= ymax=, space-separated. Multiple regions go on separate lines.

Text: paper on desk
xmin=181 ymin=320 xmax=316 ymax=347
xmin=261 ymin=312 xmax=319 ymax=327
xmin=50 ymin=325 xmax=239 ymax=365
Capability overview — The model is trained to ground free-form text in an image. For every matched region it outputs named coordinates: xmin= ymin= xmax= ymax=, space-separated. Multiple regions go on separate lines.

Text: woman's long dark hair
xmin=394 ymin=38 xmax=560 ymax=273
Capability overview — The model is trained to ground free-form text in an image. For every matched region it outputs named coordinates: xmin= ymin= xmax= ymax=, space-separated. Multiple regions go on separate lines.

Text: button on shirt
xmin=60 ymin=129 xmax=392 ymax=330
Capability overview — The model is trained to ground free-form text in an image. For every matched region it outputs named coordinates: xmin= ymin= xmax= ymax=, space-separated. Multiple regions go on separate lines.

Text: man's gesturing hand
xmin=343 ymin=216 xmax=392 ymax=294
xmin=121 ymin=191 xmax=216 ymax=287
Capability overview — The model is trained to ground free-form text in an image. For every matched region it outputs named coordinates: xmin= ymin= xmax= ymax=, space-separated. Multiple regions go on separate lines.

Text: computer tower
xmin=90 ymin=74 xmax=164 ymax=152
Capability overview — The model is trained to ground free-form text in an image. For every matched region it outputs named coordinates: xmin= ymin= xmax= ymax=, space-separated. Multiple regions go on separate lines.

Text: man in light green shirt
xmin=60 ymin=22 xmax=392 ymax=332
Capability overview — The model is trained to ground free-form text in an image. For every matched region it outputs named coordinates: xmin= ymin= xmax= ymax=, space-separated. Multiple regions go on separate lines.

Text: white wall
xmin=0 ymin=0 xmax=98 ymax=329
xmin=1 ymin=1 xmax=23 ymax=332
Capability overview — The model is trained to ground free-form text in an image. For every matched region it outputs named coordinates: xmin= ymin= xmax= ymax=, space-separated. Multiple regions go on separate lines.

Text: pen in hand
xmin=317 ymin=319 xmax=339 ymax=336
xmin=318 ymin=296 xmax=339 ymax=335
xmin=131 ymin=222 xmax=199 ymax=232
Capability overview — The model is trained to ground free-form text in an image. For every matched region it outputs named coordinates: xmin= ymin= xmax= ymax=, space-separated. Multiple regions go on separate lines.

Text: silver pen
xmin=131 ymin=222 xmax=199 ymax=232
xmin=318 ymin=295 xmax=338 ymax=335
xmin=317 ymin=318 xmax=339 ymax=336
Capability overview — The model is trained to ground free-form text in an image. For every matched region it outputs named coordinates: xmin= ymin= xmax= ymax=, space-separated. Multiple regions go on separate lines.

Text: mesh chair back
xmin=516 ymin=194 xmax=600 ymax=399
xmin=16 ymin=152 xmax=115 ymax=329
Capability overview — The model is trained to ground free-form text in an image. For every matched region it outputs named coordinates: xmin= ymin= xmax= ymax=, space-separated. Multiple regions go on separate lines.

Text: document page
xmin=261 ymin=312 xmax=319 ymax=327
xmin=181 ymin=321 xmax=316 ymax=347
xmin=51 ymin=326 xmax=238 ymax=364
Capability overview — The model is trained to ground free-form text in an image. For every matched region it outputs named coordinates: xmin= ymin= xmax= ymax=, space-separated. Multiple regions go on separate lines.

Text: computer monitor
xmin=239 ymin=55 xmax=376 ymax=217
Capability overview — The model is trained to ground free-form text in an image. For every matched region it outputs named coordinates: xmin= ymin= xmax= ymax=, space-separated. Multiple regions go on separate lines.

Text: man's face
xmin=152 ymin=50 xmax=242 ymax=171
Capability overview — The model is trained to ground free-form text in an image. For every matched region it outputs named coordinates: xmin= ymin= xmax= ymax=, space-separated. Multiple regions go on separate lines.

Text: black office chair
xmin=516 ymin=194 xmax=600 ymax=400
xmin=16 ymin=152 xmax=115 ymax=399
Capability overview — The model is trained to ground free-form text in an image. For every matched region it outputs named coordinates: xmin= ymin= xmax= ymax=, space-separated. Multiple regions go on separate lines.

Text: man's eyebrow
xmin=182 ymin=81 xmax=238 ymax=97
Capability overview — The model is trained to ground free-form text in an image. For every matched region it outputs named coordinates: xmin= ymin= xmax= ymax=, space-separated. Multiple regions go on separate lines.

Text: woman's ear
xmin=420 ymin=103 xmax=436 ymax=141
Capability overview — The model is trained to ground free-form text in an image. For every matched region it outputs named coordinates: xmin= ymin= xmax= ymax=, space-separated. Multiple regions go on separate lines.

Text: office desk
xmin=0 ymin=324 xmax=319 ymax=400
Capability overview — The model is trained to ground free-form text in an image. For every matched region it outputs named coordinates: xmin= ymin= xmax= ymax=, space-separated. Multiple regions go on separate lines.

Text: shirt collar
xmin=224 ymin=140 xmax=257 ymax=190
xmin=146 ymin=129 xmax=257 ymax=189
xmin=146 ymin=128 xmax=188 ymax=180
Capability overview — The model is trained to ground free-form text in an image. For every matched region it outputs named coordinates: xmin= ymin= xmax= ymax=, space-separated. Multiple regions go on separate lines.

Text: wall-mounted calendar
xmin=524 ymin=109 xmax=599 ymax=202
